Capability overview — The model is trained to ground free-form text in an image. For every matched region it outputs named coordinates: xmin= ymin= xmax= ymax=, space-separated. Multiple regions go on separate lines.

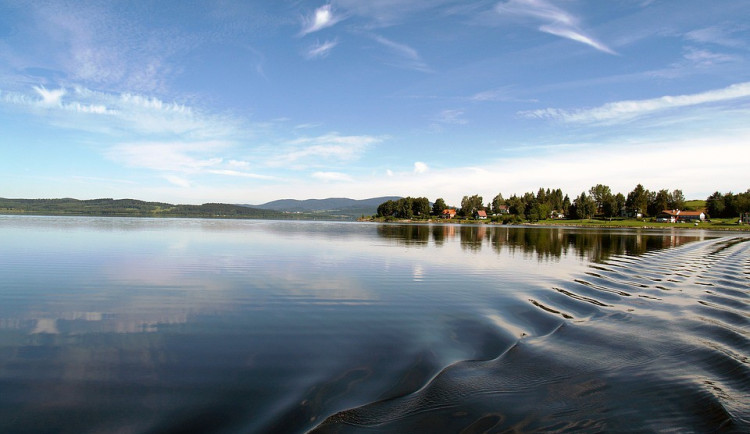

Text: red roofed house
xmin=441 ymin=208 xmax=457 ymax=219
xmin=656 ymin=209 xmax=705 ymax=223
xmin=474 ymin=210 xmax=488 ymax=220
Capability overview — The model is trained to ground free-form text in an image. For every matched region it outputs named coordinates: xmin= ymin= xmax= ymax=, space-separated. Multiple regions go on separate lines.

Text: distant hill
xmin=248 ymin=196 xmax=402 ymax=218
xmin=0 ymin=198 xmax=287 ymax=219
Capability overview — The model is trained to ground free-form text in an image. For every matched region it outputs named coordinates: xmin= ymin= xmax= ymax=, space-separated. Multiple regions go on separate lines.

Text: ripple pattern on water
xmin=312 ymin=236 xmax=750 ymax=433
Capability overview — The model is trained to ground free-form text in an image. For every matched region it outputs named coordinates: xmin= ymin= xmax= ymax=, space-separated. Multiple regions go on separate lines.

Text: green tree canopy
xmin=626 ymin=184 xmax=649 ymax=215
xmin=460 ymin=194 xmax=484 ymax=216
xmin=589 ymin=184 xmax=612 ymax=214
xmin=432 ymin=198 xmax=447 ymax=216
xmin=572 ymin=191 xmax=596 ymax=219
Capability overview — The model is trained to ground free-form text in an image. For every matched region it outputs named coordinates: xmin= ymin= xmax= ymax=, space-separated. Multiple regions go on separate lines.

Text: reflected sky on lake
xmin=1 ymin=216 xmax=746 ymax=433
xmin=0 ymin=216 xmax=712 ymax=337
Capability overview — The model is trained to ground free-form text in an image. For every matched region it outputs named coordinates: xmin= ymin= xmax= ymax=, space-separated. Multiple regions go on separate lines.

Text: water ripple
xmin=312 ymin=236 xmax=750 ymax=433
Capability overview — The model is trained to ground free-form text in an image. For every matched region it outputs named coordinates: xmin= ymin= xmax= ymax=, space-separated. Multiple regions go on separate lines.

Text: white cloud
xmin=469 ymin=87 xmax=537 ymax=103
xmin=331 ymin=0 xmax=456 ymax=28
xmin=106 ymin=142 xmax=227 ymax=173
xmin=270 ymin=133 xmax=381 ymax=167
xmin=413 ymin=161 xmax=429 ymax=174
xmin=522 ymin=81 xmax=750 ymax=124
xmin=305 ymin=39 xmax=339 ymax=59
xmin=312 ymin=171 xmax=353 ymax=182
xmin=684 ymin=26 xmax=747 ymax=48
xmin=370 ymin=34 xmax=431 ymax=72
xmin=21 ymin=2 xmax=190 ymax=92
xmin=495 ymin=0 xmax=616 ymax=55
xmin=539 ymin=25 xmax=617 ymax=55
xmin=301 ymin=4 xmax=342 ymax=35
xmin=1 ymin=85 xmax=239 ymax=138
xmin=33 ymin=86 xmax=66 ymax=106
xmin=682 ymin=47 xmax=736 ymax=67
xmin=435 ymin=109 xmax=467 ymax=125
xmin=164 ymin=175 xmax=191 ymax=188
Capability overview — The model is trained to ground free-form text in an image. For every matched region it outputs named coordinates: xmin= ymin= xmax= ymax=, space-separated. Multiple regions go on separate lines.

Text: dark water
xmin=0 ymin=216 xmax=747 ymax=433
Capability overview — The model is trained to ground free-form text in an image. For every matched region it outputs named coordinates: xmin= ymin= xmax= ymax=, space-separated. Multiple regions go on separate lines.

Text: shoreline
xmin=360 ymin=217 xmax=750 ymax=232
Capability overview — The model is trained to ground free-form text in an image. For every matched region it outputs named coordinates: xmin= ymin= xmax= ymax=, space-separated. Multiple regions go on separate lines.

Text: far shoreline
xmin=359 ymin=216 xmax=750 ymax=232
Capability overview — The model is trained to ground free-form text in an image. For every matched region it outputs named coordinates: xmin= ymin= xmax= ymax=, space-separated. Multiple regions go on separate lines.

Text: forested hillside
xmin=0 ymin=198 xmax=286 ymax=219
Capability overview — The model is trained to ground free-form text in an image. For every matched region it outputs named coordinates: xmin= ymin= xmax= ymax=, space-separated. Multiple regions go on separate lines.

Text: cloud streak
xmin=371 ymin=34 xmax=432 ymax=72
xmin=270 ymin=133 xmax=382 ymax=167
xmin=522 ymin=81 xmax=750 ymax=124
xmin=496 ymin=0 xmax=616 ymax=54
xmin=305 ymin=39 xmax=339 ymax=59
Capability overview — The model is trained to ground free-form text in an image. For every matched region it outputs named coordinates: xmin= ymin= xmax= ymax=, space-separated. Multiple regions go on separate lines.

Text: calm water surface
xmin=0 ymin=216 xmax=748 ymax=433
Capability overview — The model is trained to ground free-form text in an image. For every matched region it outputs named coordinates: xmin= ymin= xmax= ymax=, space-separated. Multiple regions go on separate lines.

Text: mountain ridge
xmin=246 ymin=196 xmax=401 ymax=214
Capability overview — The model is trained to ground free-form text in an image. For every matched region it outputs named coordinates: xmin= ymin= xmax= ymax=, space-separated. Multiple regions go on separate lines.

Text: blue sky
xmin=1 ymin=0 xmax=749 ymax=206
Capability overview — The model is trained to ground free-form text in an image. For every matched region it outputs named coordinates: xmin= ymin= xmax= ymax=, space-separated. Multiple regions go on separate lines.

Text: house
xmin=441 ymin=208 xmax=457 ymax=219
xmin=474 ymin=210 xmax=488 ymax=220
xmin=496 ymin=205 xmax=510 ymax=215
xmin=550 ymin=210 xmax=566 ymax=219
xmin=656 ymin=209 xmax=705 ymax=223
xmin=623 ymin=208 xmax=643 ymax=219
xmin=675 ymin=210 xmax=705 ymax=222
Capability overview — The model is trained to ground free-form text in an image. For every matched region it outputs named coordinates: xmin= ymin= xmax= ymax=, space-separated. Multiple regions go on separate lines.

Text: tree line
xmin=705 ymin=190 xmax=750 ymax=218
xmin=376 ymin=185 xmax=750 ymax=221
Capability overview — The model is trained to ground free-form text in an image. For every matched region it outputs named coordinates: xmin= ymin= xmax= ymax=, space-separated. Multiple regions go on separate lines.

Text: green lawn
xmin=536 ymin=217 xmax=747 ymax=230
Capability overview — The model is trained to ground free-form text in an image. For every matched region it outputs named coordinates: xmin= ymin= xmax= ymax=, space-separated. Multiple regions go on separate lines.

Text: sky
xmin=1 ymin=0 xmax=749 ymax=206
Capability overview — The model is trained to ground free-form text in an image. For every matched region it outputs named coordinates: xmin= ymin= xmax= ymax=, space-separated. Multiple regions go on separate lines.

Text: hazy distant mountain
xmin=248 ymin=196 xmax=401 ymax=216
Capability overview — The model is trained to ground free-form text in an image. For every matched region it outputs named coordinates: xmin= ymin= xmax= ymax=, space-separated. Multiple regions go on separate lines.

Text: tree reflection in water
xmin=376 ymin=224 xmax=705 ymax=262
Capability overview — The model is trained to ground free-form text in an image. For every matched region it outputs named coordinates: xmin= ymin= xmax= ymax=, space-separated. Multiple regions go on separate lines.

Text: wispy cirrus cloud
xmin=495 ymin=0 xmax=616 ymax=55
xmin=106 ymin=141 xmax=228 ymax=173
xmin=330 ymin=0 xmax=456 ymax=28
xmin=370 ymin=34 xmax=432 ymax=72
xmin=305 ymin=39 xmax=339 ymax=59
xmin=16 ymin=2 xmax=192 ymax=92
xmin=684 ymin=25 xmax=748 ymax=48
xmin=270 ymin=133 xmax=382 ymax=167
xmin=469 ymin=87 xmax=538 ymax=103
xmin=434 ymin=109 xmax=467 ymax=125
xmin=300 ymin=4 xmax=343 ymax=35
xmin=522 ymin=81 xmax=750 ymax=124
xmin=682 ymin=47 xmax=737 ymax=67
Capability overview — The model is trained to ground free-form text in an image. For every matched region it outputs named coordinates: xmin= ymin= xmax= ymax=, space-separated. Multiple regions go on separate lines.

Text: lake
xmin=0 ymin=215 xmax=748 ymax=433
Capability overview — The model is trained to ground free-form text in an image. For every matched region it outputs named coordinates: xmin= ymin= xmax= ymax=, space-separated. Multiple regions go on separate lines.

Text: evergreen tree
xmin=706 ymin=191 xmax=724 ymax=218
xmin=573 ymin=192 xmax=596 ymax=219
xmin=648 ymin=189 xmax=671 ymax=216
xmin=626 ymin=184 xmax=649 ymax=215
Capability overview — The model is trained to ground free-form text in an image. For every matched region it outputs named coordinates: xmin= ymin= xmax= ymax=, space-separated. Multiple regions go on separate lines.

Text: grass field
xmin=532 ymin=217 xmax=748 ymax=231
xmin=683 ymin=199 xmax=706 ymax=210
